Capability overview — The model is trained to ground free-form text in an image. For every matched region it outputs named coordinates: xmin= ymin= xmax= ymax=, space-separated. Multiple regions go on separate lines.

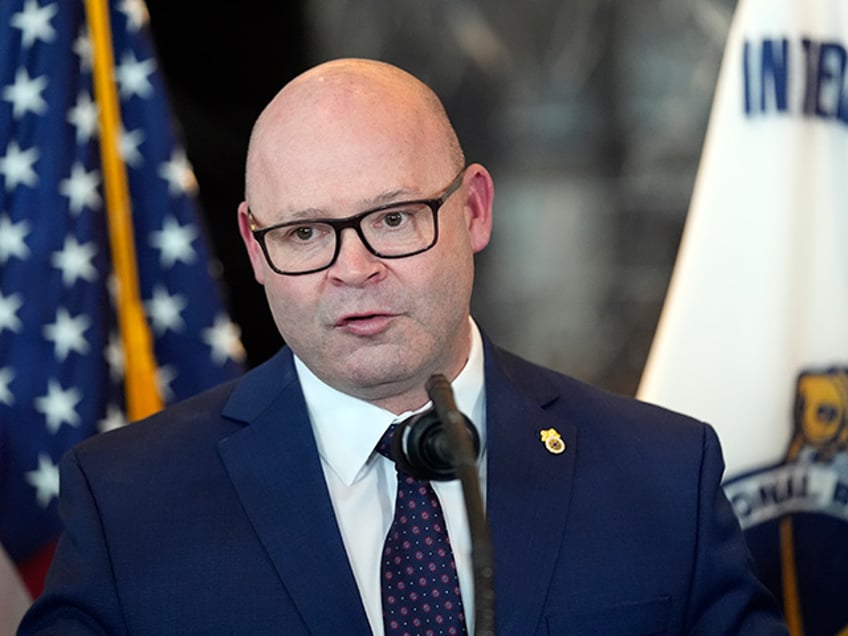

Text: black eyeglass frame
xmin=247 ymin=168 xmax=466 ymax=276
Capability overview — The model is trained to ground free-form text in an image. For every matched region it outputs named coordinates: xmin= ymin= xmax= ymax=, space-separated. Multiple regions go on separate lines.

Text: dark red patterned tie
xmin=377 ymin=424 xmax=468 ymax=636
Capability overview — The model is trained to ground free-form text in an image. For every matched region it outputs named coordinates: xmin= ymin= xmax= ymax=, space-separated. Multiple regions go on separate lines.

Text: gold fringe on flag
xmin=84 ymin=0 xmax=162 ymax=420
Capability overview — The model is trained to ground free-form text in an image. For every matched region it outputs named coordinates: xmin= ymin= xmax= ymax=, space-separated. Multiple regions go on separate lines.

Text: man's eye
xmin=384 ymin=211 xmax=405 ymax=227
xmin=293 ymin=226 xmax=315 ymax=241
xmin=282 ymin=224 xmax=325 ymax=243
xmin=378 ymin=210 xmax=414 ymax=229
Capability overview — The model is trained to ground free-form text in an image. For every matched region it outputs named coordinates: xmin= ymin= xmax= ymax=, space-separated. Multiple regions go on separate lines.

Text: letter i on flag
xmin=638 ymin=0 xmax=848 ymax=633
xmin=0 ymin=0 xmax=245 ymax=612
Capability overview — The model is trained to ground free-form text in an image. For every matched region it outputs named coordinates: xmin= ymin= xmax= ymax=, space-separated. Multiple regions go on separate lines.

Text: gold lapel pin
xmin=540 ymin=428 xmax=566 ymax=454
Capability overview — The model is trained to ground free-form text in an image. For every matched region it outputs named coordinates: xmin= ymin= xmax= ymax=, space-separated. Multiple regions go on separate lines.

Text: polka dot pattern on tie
xmin=377 ymin=424 xmax=467 ymax=636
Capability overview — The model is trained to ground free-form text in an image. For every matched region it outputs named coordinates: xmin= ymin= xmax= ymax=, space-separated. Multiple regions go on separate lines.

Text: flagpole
xmin=84 ymin=0 xmax=162 ymax=420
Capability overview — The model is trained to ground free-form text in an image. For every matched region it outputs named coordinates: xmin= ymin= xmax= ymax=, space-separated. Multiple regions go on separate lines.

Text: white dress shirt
xmin=294 ymin=319 xmax=487 ymax=635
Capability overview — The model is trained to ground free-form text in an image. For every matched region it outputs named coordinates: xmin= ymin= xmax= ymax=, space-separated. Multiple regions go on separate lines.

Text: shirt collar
xmin=295 ymin=318 xmax=487 ymax=486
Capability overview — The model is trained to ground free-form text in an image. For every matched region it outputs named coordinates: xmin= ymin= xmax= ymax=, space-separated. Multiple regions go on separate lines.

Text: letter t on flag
xmin=0 ymin=0 xmax=245 ymax=605
xmin=638 ymin=0 xmax=848 ymax=634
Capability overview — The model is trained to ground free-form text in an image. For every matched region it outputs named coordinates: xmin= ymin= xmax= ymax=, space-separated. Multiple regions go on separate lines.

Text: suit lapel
xmin=484 ymin=341 xmax=578 ymax=635
xmin=214 ymin=341 xmax=579 ymax=634
xmin=217 ymin=350 xmax=371 ymax=634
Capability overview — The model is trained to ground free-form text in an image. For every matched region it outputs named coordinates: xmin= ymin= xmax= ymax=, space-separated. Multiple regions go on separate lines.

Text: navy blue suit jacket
xmin=20 ymin=339 xmax=787 ymax=634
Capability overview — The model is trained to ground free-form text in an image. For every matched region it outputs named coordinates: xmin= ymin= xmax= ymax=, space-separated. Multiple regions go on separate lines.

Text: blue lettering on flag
xmin=818 ymin=42 xmax=848 ymax=121
xmin=745 ymin=36 xmax=848 ymax=125
xmin=761 ymin=38 xmax=790 ymax=112
xmin=744 ymin=38 xmax=789 ymax=115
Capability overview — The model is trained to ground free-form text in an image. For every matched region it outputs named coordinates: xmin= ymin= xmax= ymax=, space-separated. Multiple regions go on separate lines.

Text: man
xmin=19 ymin=59 xmax=787 ymax=634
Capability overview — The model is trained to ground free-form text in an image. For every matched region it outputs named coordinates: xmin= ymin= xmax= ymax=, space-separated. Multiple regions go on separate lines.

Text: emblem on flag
xmin=724 ymin=367 xmax=848 ymax=635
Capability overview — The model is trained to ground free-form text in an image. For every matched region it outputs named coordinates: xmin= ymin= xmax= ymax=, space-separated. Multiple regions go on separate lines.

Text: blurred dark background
xmin=144 ymin=0 xmax=736 ymax=396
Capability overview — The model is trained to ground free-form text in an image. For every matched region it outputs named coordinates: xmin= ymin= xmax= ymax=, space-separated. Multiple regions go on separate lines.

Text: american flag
xmin=0 ymin=0 xmax=245 ymax=594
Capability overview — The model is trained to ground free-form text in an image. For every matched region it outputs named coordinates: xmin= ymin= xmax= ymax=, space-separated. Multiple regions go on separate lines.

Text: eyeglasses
xmin=247 ymin=168 xmax=466 ymax=275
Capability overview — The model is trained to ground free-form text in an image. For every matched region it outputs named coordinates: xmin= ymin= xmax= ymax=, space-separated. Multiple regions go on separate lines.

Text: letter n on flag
xmin=0 ymin=0 xmax=245 ymax=613
xmin=638 ymin=0 xmax=848 ymax=633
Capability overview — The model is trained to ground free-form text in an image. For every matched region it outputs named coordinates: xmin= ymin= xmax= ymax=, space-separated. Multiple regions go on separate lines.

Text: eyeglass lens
xmin=263 ymin=203 xmax=436 ymax=274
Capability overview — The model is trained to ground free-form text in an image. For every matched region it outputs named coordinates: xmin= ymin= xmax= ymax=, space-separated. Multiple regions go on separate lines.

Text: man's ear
xmin=237 ymin=201 xmax=267 ymax=285
xmin=462 ymin=163 xmax=494 ymax=253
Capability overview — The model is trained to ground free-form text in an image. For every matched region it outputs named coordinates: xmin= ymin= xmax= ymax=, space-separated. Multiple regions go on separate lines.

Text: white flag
xmin=638 ymin=1 xmax=848 ymax=633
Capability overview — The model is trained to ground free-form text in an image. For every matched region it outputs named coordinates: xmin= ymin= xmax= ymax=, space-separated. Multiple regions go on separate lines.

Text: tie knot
xmin=376 ymin=422 xmax=398 ymax=460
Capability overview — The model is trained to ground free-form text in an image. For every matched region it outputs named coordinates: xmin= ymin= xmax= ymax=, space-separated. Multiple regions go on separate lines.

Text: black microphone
xmin=392 ymin=405 xmax=480 ymax=481
xmin=391 ymin=374 xmax=496 ymax=636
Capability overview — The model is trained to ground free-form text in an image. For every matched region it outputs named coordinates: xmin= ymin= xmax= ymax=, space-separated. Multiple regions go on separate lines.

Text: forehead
xmin=249 ymin=154 xmax=441 ymax=223
xmin=246 ymin=74 xmax=454 ymax=216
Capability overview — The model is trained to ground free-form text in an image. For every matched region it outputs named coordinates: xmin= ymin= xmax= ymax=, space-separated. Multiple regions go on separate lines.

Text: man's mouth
xmin=335 ymin=312 xmax=397 ymax=336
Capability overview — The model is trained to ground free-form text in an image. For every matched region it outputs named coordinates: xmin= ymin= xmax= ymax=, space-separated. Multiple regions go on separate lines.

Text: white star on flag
xmin=2 ymin=67 xmax=48 ymax=119
xmin=34 ymin=379 xmax=82 ymax=434
xmin=203 ymin=314 xmax=246 ymax=365
xmin=145 ymin=284 xmax=187 ymax=334
xmin=72 ymin=27 xmax=92 ymax=71
xmin=0 ymin=214 xmax=31 ymax=264
xmin=51 ymin=235 xmax=99 ymax=287
xmin=98 ymin=404 xmax=127 ymax=433
xmin=0 ymin=291 xmax=24 ymax=335
xmin=116 ymin=50 xmax=155 ymax=99
xmin=43 ymin=307 xmax=91 ymax=361
xmin=67 ymin=91 xmax=99 ymax=144
xmin=155 ymin=365 xmax=177 ymax=402
xmin=0 ymin=141 xmax=39 ymax=191
xmin=59 ymin=161 xmax=102 ymax=214
xmin=10 ymin=0 xmax=58 ymax=48
xmin=25 ymin=454 xmax=60 ymax=508
xmin=159 ymin=148 xmax=198 ymax=195
xmin=120 ymin=126 xmax=145 ymax=167
xmin=149 ymin=215 xmax=198 ymax=267
xmin=118 ymin=0 xmax=149 ymax=32
xmin=0 ymin=367 xmax=15 ymax=406
xmin=104 ymin=332 xmax=125 ymax=382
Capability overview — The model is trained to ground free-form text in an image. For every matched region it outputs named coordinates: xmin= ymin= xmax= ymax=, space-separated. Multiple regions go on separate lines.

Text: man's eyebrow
xmin=280 ymin=207 xmax=328 ymax=221
xmin=368 ymin=188 xmax=417 ymax=206
xmin=355 ymin=187 xmax=423 ymax=211
xmin=276 ymin=188 xmax=421 ymax=221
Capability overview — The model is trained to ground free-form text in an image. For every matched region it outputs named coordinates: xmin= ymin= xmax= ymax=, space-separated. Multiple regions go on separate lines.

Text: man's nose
xmin=327 ymin=227 xmax=385 ymax=285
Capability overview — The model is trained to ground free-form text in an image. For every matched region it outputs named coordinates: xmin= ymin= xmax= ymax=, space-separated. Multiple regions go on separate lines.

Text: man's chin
xmin=335 ymin=347 xmax=427 ymax=401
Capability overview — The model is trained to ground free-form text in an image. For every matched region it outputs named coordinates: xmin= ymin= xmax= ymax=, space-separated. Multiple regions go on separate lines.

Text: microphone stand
xmin=425 ymin=374 xmax=496 ymax=636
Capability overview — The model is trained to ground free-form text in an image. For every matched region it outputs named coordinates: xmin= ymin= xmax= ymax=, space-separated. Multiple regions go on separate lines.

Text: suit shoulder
xmin=70 ymin=378 xmax=241 ymax=470
xmin=489 ymin=342 xmax=709 ymax=439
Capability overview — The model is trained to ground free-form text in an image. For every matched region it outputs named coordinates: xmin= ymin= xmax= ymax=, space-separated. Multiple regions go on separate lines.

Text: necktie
xmin=377 ymin=423 xmax=468 ymax=635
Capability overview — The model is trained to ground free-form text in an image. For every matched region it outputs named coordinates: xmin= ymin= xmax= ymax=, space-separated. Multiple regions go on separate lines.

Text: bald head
xmin=244 ymin=59 xmax=464 ymax=209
